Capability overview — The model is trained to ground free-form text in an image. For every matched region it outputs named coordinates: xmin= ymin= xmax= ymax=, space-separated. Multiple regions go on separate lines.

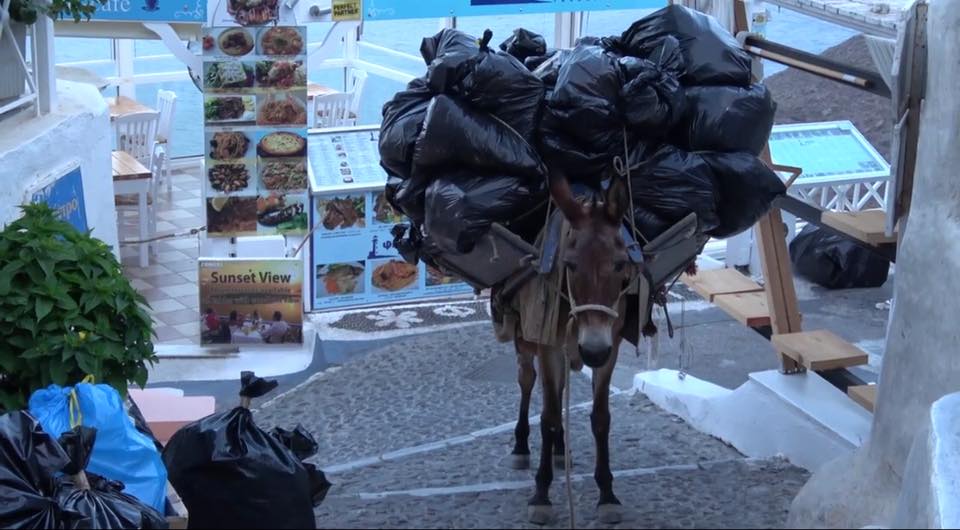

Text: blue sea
xmin=54 ymin=4 xmax=857 ymax=159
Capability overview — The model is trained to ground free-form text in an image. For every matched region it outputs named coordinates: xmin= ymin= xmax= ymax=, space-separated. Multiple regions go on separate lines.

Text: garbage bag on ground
xmin=0 ymin=411 xmax=77 ymax=529
xmin=413 ymin=95 xmax=545 ymax=179
xmin=613 ymin=4 xmax=752 ymax=87
xmin=423 ymin=172 xmax=547 ymax=254
xmin=617 ymin=36 xmax=686 ymax=133
xmin=55 ymin=427 xmax=168 ymax=530
xmin=677 ymin=84 xmax=775 ymax=154
xmin=162 ymin=371 xmax=325 ymax=530
xmin=379 ymin=77 xmax=432 ymax=181
xmin=701 ymin=151 xmax=786 ymax=238
xmin=789 ymin=224 xmax=891 ymax=289
xmin=628 ymin=144 xmax=720 ymax=233
xmin=28 ymin=382 xmax=168 ymax=513
xmin=500 ymin=27 xmax=547 ymax=61
xmin=426 ymin=29 xmax=545 ymax=139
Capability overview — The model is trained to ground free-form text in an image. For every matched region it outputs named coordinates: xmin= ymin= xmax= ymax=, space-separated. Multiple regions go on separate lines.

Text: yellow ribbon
xmin=68 ymin=375 xmax=97 ymax=428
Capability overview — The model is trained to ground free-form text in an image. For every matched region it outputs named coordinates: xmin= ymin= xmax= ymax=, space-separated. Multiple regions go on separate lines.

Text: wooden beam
xmin=822 ymin=210 xmax=898 ymax=245
xmin=714 ymin=291 xmax=772 ymax=328
xmin=681 ymin=268 xmax=764 ymax=302
xmin=848 ymin=385 xmax=878 ymax=413
xmin=772 ymin=330 xmax=869 ymax=371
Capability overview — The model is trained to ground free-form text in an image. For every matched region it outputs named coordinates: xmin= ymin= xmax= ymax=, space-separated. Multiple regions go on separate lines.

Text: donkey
xmin=500 ymin=171 xmax=641 ymax=525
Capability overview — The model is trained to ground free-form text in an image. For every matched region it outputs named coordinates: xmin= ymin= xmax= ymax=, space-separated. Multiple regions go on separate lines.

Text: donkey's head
xmin=550 ymin=171 xmax=634 ymax=368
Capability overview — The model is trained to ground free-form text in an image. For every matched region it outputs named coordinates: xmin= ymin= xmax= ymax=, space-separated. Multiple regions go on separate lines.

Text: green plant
xmin=7 ymin=0 xmax=107 ymax=24
xmin=0 ymin=203 xmax=156 ymax=411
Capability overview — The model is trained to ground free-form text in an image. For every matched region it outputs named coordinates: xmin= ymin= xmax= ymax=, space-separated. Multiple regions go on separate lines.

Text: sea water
xmin=55 ymin=4 xmax=857 ymax=158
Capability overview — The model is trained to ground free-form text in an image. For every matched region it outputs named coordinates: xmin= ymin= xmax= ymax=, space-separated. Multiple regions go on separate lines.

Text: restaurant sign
xmin=29 ymin=165 xmax=88 ymax=234
xmin=198 ymin=258 xmax=305 ymax=345
xmin=89 ymin=0 xmax=206 ymax=22
xmin=363 ymin=0 xmax=663 ymax=20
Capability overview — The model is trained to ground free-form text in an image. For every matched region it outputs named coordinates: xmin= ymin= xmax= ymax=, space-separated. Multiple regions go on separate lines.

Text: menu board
xmin=308 ymin=129 xmax=473 ymax=310
xmin=202 ymin=25 xmax=309 ymax=237
xmin=198 ymin=258 xmax=304 ymax=345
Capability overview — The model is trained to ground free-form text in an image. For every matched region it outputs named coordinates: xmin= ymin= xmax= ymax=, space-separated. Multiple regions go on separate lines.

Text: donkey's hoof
xmin=510 ymin=453 xmax=530 ymax=470
xmin=598 ymin=503 xmax=624 ymax=524
xmin=528 ymin=504 xmax=555 ymax=525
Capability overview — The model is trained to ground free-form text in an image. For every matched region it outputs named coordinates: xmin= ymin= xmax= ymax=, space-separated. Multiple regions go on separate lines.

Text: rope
xmin=612 ymin=127 xmax=647 ymax=357
xmin=118 ymin=226 xmax=205 ymax=246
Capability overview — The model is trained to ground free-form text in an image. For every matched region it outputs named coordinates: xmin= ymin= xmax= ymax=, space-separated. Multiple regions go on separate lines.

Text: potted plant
xmin=0 ymin=204 xmax=157 ymax=411
xmin=0 ymin=0 xmax=106 ymax=103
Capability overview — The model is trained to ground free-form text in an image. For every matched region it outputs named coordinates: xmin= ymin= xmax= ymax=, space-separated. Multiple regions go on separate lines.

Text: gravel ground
xmin=252 ymin=325 xmax=809 ymax=528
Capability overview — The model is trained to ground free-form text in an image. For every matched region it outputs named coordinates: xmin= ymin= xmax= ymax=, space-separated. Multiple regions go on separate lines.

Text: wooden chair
xmin=154 ymin=90 xmax=177 ymax=195
xmin=313 ymin=92 xmax=355 ymax=128
xmin=114 ymin=110 xmax=160 ymax=265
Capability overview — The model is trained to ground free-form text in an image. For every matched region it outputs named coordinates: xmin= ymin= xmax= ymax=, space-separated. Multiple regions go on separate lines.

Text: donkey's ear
xmin=605 ymin=177 xmax=630 ymax=222
xmin=548 ymin=166 xmax=586 ymax=227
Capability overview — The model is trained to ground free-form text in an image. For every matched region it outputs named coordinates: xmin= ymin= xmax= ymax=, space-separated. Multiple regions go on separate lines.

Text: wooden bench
xmin=822 ymin=209 xmax=897 ymax=245
xmin=772 ymin=329 xmax=869 ymax=371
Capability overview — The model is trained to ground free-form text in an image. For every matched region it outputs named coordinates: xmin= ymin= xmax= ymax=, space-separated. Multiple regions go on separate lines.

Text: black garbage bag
xmin=618 ymin=36 xmax=685 ymax=133
xmin=701 ymin=151 xmax=786 ymax=238
xmin=379 ymin=77 xmax=432 ymax=181
xmin=630 ymin=205 xmax=674 ymax=244
xmin=426 ymin=29 xmax=545 ymax=140
xmin=423 ymin=172 xmax=547 ymax=254
xmin=162 ymin=372 xmax=324 ymax=530
xmin=629 ymin=144 xmax=720 ymax=232
xmin=56 ymin=427 xmax=168 ymax=530
xmin=413 ymin=95 xmax=545 ymax=179
xmin=500 ymin=27 xmax=547 ymax=61
xmin=789 ymin=225 xmax=891 ymax=289
xmin=0 ymin=411 xmax=77 ymax=529
xmin=420 ymin=28 xmax=478 ymax=64
xmin=524 ymin=48 xmax=558 ymax=71
xmin=269 ymin=426 xmax=332 ymax=505
xmin=384 ymin=173 xmax=431 ymax=224
xmin=678 ymin=84 xmax=775 ymax=154
xmin=540 ymin=44 xmax=624 ymax=180
xmin=614 ymin=4 xmax=752 ymax=87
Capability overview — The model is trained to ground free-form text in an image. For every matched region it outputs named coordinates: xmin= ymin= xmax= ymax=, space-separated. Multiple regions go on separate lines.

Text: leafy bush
xmin=7 ymin=0 xmax=107 ymax=25
xmin=0 ymin=204 xmax=156 ymax=411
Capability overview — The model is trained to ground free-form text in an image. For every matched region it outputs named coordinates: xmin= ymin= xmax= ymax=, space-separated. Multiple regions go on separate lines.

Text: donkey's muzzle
xmin=579 ymin=344 xmax=612 ymax=368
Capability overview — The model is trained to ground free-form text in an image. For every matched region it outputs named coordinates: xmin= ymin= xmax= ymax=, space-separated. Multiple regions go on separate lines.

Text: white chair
xmin=313 ymin=92 xmax=355 ymax=128
xmin=346 ymin=68 xmax=367 ymax=121
xmin=114 ymin=110 xmax=160 ymax=265
xmin=154 ymin=90 xmax=177 ymax=195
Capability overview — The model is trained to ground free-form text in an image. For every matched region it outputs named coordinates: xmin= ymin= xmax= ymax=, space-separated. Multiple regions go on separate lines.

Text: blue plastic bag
xmin=27 ymin=381 xmax=168 ymax=513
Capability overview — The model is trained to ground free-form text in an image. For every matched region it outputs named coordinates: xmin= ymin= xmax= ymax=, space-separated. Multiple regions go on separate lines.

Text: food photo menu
xmin=202 ymin=25 xmax=309 ymax=237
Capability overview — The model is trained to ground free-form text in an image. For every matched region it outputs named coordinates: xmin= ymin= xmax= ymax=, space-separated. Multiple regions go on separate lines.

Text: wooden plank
xmin=848 ymin=384 xmax=877 ymax=412
xmin=714 ymin=291 xmax=771 ymax=328
xmin=112 ymin=150 xmax=151 ymax=181
xmin=822 ymin=209 xmax=898 ymax=245
xmin=772 ymin=330 xmax=869 ymax=371
xmin=107 ymin=96 xmax=155 ymax=121
xmin=166 ymin=480 xmax=189 ymax=529
xmin=681 ymin=268 xmax=764 ymax=302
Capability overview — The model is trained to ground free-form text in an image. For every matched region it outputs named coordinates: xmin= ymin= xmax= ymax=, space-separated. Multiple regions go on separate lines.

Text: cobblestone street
xmin=252 ymin=325 xmax=809 ymax=528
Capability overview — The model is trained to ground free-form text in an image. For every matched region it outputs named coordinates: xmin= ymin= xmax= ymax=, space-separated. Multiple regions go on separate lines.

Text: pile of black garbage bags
xmin=381 ymin=4 xmax=787 ymax=260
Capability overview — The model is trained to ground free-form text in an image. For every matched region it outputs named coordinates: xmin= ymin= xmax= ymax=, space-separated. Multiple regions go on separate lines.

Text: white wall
xmin=0 ymin=80 xmax=118 ymax=254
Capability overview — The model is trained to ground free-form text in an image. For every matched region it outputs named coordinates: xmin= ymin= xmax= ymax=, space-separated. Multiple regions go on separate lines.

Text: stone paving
xmin=251 ymin=324 xmax=809 ymax=528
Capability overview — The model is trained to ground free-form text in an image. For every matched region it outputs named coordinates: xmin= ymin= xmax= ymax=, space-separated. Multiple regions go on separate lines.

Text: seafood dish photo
xmin=218 ymin=28 xmax=255 ymax=56
xmin=373 ymin=192 xmax=404 ymax=225
xmin=204 ymin=62 xmax=254 ymax=90
xmin=257 ymin=94 xmax=307 ymax=126
xmin=207 ymin=196 xmax=257 ymax=234
xmin=260 ymin=161 xmax=307 ymax=191
xmin=319 ymin=196 xmax=364 ymax=230
xmin=208 ymin=163 xmax=251 ymax=193
xmin=209 ymin=132 xmax=251 ymax=160
xmin=372 ymin=260 xmax=419 ymax=292
xmin=258 ymin=194 xmax=308 ymax=232
xmin=257 ymin=131 xmax=306 ymax=157
xmin=259 ymin=27 xmax=304 ymax=56
xmin=318 ymin=262 xmax=364 ymax=296
xmin=255 ymin=60 xmax=306 ymax=90
xmin=227 ymin=0 xmax=279 ymax=25
xmin=204 ymin=96 xmax=255 ymax=122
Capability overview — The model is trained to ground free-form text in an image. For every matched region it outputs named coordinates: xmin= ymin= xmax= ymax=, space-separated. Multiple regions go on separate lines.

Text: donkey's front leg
xmin=511 ymin=339 xmax=537 ymax=469
xmin=591 ymin=344 xmax=623 ymax=524
xmin=529 ymin=348 xmax=564 ymax=525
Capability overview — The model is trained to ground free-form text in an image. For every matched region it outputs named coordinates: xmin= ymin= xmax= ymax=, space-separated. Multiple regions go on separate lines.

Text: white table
xmin=112 ymin=151 xmax=153 ymax=268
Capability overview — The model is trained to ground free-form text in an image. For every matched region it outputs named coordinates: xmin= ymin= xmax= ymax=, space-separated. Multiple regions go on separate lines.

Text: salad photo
xmin=204 ymin=61 xmax=255 ymax=91
xmin=204 ymin=96 xmax=256 ymax=123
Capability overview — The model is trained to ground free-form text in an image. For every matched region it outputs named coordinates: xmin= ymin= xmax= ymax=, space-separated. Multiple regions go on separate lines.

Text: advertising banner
xmin=308 ymin=128 xmax=472 ymax=310
xmin=29 ymin=166 xmax=88 ymax=233
xmin=88 ymin=0 xmax=205 ymax=22
xmin=202 ymin=25 xmax=309 ymax=238
xmin=199 ymin=258 xmax=304 ymax=344
xmin=363 ymin=0 xmax=663 ymax=20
